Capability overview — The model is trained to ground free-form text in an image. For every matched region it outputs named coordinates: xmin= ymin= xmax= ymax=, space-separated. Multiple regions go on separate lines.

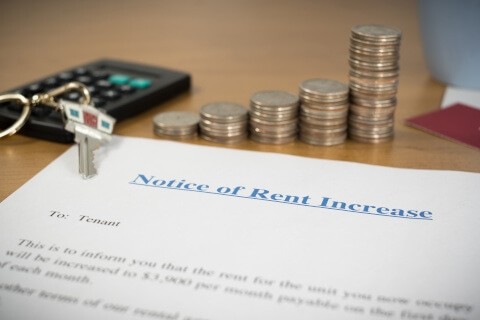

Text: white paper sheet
xmin=1 ymin=136 xmax=479 ymax=320
xmin=442 ymin=86 xmax=480 ymax=109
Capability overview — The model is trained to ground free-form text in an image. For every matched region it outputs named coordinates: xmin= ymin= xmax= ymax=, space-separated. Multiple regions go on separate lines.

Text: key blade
xmin=74 ymin=125 xmax=102 ymax=179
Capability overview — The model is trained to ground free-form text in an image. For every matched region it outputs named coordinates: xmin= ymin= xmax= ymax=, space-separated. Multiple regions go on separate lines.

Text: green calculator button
xmin=129 ymin=78 xmax=152 ymax=89
xmin=109 ymin=74 xmax=131 ymax=85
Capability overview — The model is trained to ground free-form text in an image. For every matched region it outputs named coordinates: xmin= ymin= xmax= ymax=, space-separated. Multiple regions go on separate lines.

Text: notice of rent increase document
xmin=0 ymin=136 xmax=479 ymax=320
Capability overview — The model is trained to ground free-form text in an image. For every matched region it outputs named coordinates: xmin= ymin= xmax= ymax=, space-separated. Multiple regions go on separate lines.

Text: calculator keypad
xmin=0 ymin=59 xmax=190 ymax=142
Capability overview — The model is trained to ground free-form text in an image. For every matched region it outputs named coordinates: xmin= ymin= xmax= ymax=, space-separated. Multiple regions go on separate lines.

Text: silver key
xmin=61 ymin=100 xmax=116 ymax=179
xmin=73 ymin=124 xmax=103 ymax=178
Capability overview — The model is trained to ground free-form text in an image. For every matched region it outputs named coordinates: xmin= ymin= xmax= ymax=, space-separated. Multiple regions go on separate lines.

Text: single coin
xmin=351 ymin=25 xmax=402 ymax=42
xmin=200 ymin=102 xmax=248 ymax=122
xmin=299 ymin=79 xmax=349 ymax=98
xmin=250 ymin=90 xmax=299 ymax=108
xmin=349 ymin=133 xmax=394 ymax=143
xmin=350 ymin=104 xmax=396 ymax=117
xmin=300 ymin=132 xmax=347 ymax=146
xmin=250 ymin=131 xmax=297 ymax=144
xmin=300 ymin=115 xmax=347 ymax=127
xmin=349 ymin=37 xmax=401 ymax=48
xmin=153 ymin=111 xmax=200 ymax=129
xmin=201 ymin=132 xmax=248 ymax=144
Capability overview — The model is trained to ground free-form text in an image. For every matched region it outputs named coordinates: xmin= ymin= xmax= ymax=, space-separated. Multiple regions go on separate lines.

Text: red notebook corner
xmin=406 ymin=103 xmax=480 ymax=149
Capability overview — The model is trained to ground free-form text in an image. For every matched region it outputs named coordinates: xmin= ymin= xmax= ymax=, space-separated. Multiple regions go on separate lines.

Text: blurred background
xmin=0 ymin=0 xmax=436 ymax=112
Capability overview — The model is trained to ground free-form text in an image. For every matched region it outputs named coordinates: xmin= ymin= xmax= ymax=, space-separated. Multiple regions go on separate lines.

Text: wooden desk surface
xmin=1 ymin=0 xmax=478 ymax=201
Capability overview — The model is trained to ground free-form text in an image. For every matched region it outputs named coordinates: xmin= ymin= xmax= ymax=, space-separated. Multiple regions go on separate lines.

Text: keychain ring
xmin=0 ymin=94 xmax=31 ymax=139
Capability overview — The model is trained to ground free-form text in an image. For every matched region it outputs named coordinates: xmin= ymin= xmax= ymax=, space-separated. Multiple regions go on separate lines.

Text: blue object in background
xmin=418 ymin=0 xmax=480 ymax=89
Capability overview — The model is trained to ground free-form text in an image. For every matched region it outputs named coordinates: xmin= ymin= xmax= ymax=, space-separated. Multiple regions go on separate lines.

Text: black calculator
xmin=0 ymin=59 xmax=191 ymax=143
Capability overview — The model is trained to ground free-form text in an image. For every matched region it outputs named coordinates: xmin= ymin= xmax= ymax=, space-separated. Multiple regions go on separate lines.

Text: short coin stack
xmin=199 ymin=102 xmax=248 ymax=143
xmin=153 ymin=111 xmax=200 ymax=139
xmin=298 ymin=79 xmax=349 ymax=146
xmin=249 ymin=90 xmax=299 ymax=144
xmin=348 ymin=24 xmax=402 ymax=143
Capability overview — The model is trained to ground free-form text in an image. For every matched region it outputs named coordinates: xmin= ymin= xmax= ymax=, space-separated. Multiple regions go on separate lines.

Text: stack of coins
xmin=348 ymin=24 xmax=402 ymax=143
xmin=199 ymin=102 xmax=248 ymax=143
xmin=249 ymin=90 xmax=299 ymax=144
xmin=153 ymin=111 xmax=200 ymax=139
xmin=298 ymin=79 xmax=349 ymax=146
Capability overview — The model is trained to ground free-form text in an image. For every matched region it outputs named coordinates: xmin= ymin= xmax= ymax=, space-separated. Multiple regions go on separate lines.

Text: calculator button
xmin=58 ymin=72 xmax=74 ymax=82
xmin=109 ymin=74 xmax=130 ymax=85
xmin=87 ymin=85 xmax=98 ymax=96
xmin=118 ymin=85 xmax=135 ymax=94
xmin=27 ymin=83 xmax=44 ymax=95
xmin=76 ymin=75 xmax=93 ymax=85
xmin=96 ymin=79 xmax=112 ymax=89
xmin=129 ymin=78 xmax=152 ymax=89
xmin=101 ymin=89 xmax=121 ymax=101
xmin=43 ymin=77 xmax=59 ymax=88
xmin=74 ymin=67 xmax=89 ymax=76
xmin=91 ymin=70 xmax=110 ymax=79
xmin=65 ymin=91 xmax=81 ymax=101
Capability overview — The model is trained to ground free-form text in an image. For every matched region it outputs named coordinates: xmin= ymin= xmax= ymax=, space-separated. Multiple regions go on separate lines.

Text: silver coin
xmin=250 ymin=90 xmax=299 ymax=108
xmin=201 ymin=133 xmax=248 ymax=144
xmin=249 ymin=115 xmax=297 ymax=126
xmin=349 ymin=50 xmax=399 ymax=63
xmin=300 ymin=123 xmax=347 ymax=134
xmin=349 ymin=58 xmax=399 ymax=70
xmin=349 ymin=127 xmax=394 ymax=138
xmin=349 ymin=133 xmax=394 ymax=143
xmin=249 ymin=109 xmax=298 ymax=122
xmin=349 ymin=113 xmax=394 ymax=125
xmin=349 ymin=74 xmax=399 ymax=87
xmin=300 ymin=132 xmax=347 ymax=146
xmin=351 ymin=96 xmax=397 ymax=107
xmin=349 ymin=37 xmax=400 ymax=49
xmin=153 ymin=111 xmax=200 ymax=129
xmin=155 ymin=132 xmax=197 ymax=138
xmin=349 ymin=68 xmax=400 ymax=80
xmin=299 ymin=92 xmax=349 ymax=104
xmin=348 ymin=120 xmax=394 ymax=133
xmin=300 ymin=115 xmax=347 ymax=127
xmin=301 ymin=108 xmax=348 ymax=120
xmin=349 ymin=84 xmax=397 ymax=96
xmin=251 ymin=126 xmax=298 ymax=137
xmin=300 ymin=100 xmax=350 ymax=110
xmin=200 ymin=129 xmax=247 ymax=139
xmin=351 ymin=25 xmax=402 ymax=42
xmin=349 ymin=78 xmax=398 ymax=90
xmin=299 ymin=79 xmax=349 ymax=98
xmin=201 ymin=120 xmax=247 ymax=131
xmin=250 ymin=132 xmax=297 ymax=144
xmin=200 ymin=102 xmax=248 ymax=122
xmin=249 ymin=105 xmax=299 ymax=118
xmin=350 ymin=45 xmax=400 ymax=57
xmin=155 ymin=127 xmax=198 ymax=135
xmin=350 ymin=104 xmax=396 ymax=117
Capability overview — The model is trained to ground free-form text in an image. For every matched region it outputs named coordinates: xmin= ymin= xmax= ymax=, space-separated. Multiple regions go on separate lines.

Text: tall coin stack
xmin=348 ymin=24 xmax=402 ymax=143
xmin=298 ymin=79 xmax=349 ymax=146
xmin=199 ymin=102 xmax=248 ymax=143
xmin=249 ymin=90 xmax=299 ymax=144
